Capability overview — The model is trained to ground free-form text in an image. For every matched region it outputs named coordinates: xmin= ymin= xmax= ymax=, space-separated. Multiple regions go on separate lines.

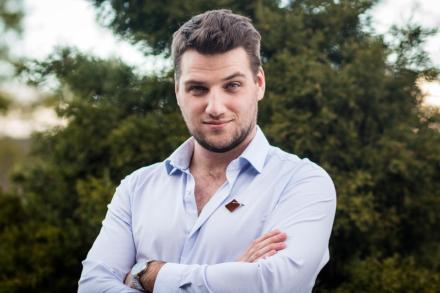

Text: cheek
xmin=180 ymin=106 xmax=193 ymax=122
xmin=236 ymin=94 xmax=258 ymax=112
xmin=180 ymin=101 xmax=203 ymax=120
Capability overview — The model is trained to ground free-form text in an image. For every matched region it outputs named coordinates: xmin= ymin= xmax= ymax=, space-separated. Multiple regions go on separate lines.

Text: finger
xmin=252 ymin=232 xmax=287 ymax=253
xmin=237 ymin=232 xmax=279 ymax=262
xmin=124 ymin=273 xmax=132 ymax=286
xmin=253 ymin=230 xmax=282 ymax=244
xmin=260 ymin=249 xmax=277 ymax=260
xmin=249 ymin=241 xmax=285 ymax=262
xmin=247 ymin=231 xmax=285 ymax=256
xmin=237 ymin=230 xmax=286 ymax=262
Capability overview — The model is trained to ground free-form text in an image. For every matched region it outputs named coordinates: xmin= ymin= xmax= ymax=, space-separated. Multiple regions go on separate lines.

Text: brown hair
xmin=171 ymin=9 xmax=261 ymax=80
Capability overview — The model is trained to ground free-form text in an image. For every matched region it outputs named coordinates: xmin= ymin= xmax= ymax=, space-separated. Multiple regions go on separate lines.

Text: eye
xmin=225 ymin=81 xmax=241 ymax=91
xmin=188 ymin=86 xmax=208 ymax=96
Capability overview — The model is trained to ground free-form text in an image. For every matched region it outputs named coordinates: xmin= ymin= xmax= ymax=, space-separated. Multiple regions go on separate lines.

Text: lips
xmin=202 ymin=120 xmax=233 ymax=131
xmin=203 ymin=120 xmax=232 ymax=125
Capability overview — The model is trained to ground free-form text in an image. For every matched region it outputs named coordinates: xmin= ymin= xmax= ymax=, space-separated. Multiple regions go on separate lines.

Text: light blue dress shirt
xmin=79 ymin=127 xmax=336 ymax=293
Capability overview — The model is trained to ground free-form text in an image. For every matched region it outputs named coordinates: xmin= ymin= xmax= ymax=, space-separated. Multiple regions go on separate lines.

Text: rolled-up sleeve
xmin=153 ymin=165 xmax=336 ymax=293
xmin=78 ymin=176 xmax=139 ymax=293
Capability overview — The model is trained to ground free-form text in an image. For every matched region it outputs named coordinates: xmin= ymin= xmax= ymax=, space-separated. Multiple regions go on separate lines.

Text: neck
xmin=190 ymin=127 xmax=257 ymax=175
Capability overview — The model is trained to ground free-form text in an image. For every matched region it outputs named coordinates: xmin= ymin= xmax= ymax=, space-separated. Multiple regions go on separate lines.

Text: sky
xmin=13 ymin=0 xmax=170 ymax=76
xmin=1 ymin=0 xmax=439 ymax=138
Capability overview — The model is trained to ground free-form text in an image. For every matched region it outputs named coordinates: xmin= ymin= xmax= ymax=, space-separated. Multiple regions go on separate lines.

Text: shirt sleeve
xmin=78 ymin=175 xmax=140 ymax=293
xmin=153 ymin=164 xmax=337 ymax=293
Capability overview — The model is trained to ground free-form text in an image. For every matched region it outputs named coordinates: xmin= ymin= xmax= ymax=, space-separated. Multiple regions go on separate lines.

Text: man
xmin=79 ymin=9 xmax=336 ymax=293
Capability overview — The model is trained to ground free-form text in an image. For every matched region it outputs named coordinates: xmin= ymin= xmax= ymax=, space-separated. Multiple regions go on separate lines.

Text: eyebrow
xmin=184 ymin=80 xmax=206 ymax=87
xmin=222 ymin=72 xmax=246 ymax=81
xmin=183 ymin=72 xmax=246 ymax=87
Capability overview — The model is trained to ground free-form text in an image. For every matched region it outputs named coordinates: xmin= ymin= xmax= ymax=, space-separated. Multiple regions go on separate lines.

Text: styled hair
xmin=171 ymin=9 xmax=261 ymax=80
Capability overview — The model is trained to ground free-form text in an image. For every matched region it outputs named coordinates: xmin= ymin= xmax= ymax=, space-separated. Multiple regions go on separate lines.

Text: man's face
xmin=175 ymin=47 xmax=265 ymax=153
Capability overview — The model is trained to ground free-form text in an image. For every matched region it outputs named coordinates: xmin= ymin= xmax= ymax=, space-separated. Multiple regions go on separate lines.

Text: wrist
xmin=140 ymin=261 xmax=166 ymax=292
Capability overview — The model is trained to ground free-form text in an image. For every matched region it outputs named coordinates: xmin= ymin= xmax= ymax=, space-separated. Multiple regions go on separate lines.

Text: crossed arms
xmin=78 ymin=166 xmax=336 ymax=293
xmin=124 ymin=230 xmax=288 ymax=291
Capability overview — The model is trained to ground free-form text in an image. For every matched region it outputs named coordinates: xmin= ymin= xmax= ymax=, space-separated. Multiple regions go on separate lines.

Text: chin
xmin=205 ymin=139 xmax=231 ymax=149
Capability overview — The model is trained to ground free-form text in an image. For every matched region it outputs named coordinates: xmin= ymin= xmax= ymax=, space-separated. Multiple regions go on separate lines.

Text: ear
xmin=256 ymin=67 xmax=265 ymax=101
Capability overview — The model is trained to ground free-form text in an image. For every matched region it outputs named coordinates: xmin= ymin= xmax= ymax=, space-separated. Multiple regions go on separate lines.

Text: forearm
xmin=78 ymin=260 xmax=140 ymax=293
xmin=79 ymin=175 xmax=139 ymax=292
xmin=152 ymin=255 xmax=320 ymax=293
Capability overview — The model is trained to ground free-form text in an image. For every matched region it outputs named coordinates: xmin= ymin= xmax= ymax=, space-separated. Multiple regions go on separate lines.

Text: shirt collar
xmin=165 ymin=137 xmax=194 ymax=175
xmin=238 ymin=125 xmax=270 ymax=174
xmin=165 ymin=125 xmax=270 ymax=175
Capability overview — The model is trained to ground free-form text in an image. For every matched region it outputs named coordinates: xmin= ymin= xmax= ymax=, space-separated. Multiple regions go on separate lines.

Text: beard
xmin=181 ymin=100 xmax=259 ymax=153
xmin=191 ymin=120 xmax=255 ymax=153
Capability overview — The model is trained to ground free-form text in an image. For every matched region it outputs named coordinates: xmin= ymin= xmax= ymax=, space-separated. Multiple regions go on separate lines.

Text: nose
xmin=205 ymin=90 xmax=226 ymax=118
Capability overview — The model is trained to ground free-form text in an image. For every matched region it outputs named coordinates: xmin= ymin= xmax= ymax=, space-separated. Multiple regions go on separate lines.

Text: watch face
xmin=132 ymin=261 xmax=147 ymax=276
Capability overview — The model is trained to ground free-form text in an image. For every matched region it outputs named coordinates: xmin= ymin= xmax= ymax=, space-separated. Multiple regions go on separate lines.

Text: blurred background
xmin=0 ymin=0 xmax=439 ymax=292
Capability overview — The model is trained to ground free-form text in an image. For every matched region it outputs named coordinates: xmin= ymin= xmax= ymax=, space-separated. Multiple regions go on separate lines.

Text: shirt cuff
xmin=153 ymin=262 xmax=189 ymax=293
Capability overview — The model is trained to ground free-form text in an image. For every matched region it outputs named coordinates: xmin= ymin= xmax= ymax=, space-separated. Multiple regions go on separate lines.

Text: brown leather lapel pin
xmin=225 ymin=199 xmax=244 ymax=212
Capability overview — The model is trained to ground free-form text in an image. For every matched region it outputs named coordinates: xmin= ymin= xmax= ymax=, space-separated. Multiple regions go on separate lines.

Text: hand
xmin=237 ymin=230 xmax=287 ymax=262
xmin=124 ymin=261 xmax=165 ymax=292
xmin=123 ymin=272 xmax=133 ymax=287
xmin=140 ymin=261 xmax=166 ymax=292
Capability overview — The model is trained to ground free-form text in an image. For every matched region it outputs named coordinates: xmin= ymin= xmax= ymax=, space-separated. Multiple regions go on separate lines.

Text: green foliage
xmin=91 ymin=0 xmax=281 ymax=55
xmin=333 ymin=256 xmax=440 ymax=292
xmin=2 ymin=47 xmax=189 ymax=292
xmin=1 ymin=0 xmax=439 ymax=292
xmin=0 ymin=0 xmax=22 ymax=61
xmin=0 ymin=0 xmax=23 ymax=111
xmin=0 ymin=92 xmax=10 ymax=112
xmin=0 ymin=137 xmax=29 ymax=190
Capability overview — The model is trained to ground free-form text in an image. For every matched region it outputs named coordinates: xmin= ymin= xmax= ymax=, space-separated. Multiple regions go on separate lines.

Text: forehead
xmin=179 ymin=47 xmax=252 ymax=83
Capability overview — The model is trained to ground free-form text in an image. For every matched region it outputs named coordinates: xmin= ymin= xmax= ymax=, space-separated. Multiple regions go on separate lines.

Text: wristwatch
xmin=130 ymin=259 xmax=153 ymax=291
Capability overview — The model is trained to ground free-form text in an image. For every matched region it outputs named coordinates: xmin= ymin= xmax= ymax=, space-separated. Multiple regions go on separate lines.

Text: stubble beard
xmin=192 ymin=120 xmax=255 ymax=153
xmin=187 ymin=105 xmax=258 ymax=153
